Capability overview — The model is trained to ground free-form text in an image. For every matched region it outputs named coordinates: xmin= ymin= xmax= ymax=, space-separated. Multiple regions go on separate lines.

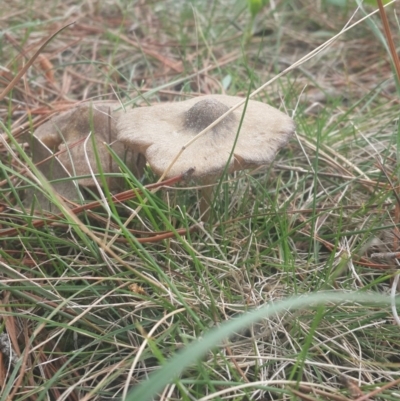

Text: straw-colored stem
xmin=199 ymin=175 xmax=217 ymax=221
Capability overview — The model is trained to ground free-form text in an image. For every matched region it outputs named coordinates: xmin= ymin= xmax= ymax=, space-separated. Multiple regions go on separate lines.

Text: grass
xmin=1 ymin=0 xmax=400 ymax=400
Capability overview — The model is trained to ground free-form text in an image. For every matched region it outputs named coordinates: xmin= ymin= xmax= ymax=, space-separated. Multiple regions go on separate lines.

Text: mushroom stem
xmin=199 ymin=175 xmax=218 ymax=221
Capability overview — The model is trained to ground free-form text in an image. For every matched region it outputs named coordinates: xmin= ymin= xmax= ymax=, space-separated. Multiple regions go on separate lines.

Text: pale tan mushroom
xmin=26 ymin=102 xmax=146 ymax=210
xmin=117 ymin=94 xmax=294 ymax=218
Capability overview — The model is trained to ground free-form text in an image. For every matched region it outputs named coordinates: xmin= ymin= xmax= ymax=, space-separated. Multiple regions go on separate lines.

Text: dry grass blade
xmin=0 ymin=22 xmax=74 ymax=102
xmin=113 ymin=31 xmax=184 ymax=73
xmin=0 ymin=173 xmax=186 ymax=237
xmin=295 ymin=384 xmax=353 ymax=401
xmin=2 ymin=1 xmax=400 ymax=400
xmin=7 ymin=327 xmax=31 ymax=401
xmin=377 ymin=0 xmax=400 ymax=81
xmin=354 ymin=377 xmax=400 ymax=401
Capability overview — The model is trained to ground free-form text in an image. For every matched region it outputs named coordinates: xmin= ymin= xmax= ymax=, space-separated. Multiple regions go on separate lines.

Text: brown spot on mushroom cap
xmin=32 ymin=102 xmax=145 ymax=190
xmin=117 ymin=94 xmax=294 ymax=179
xmin=184 ymin=98 xmax=235 ymax=134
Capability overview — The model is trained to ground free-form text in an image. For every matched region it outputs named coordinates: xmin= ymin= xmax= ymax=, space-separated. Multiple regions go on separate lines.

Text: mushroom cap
xmin=117 ymin=94 xmax=294 ymax=179
xmin=32 ymin=102 xmax=145 ymax=189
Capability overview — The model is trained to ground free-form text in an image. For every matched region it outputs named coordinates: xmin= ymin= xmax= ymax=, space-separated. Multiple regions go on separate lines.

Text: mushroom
xmin=117 ymin=94 xmax=294 ymax=218
xmin=26 ymin=102 xmax=146 ymax=210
